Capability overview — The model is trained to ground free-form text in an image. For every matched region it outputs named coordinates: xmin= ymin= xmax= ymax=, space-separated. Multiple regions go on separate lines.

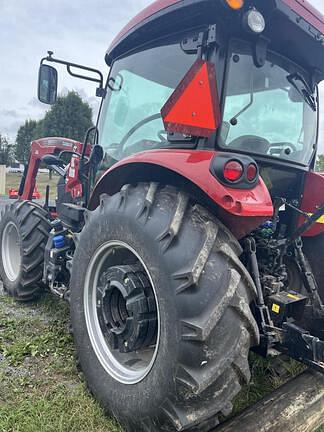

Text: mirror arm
xmin=66 ymin=65 xmax=100 ymax=84
xmin=41 ymin=51 xmax=105 ymax=97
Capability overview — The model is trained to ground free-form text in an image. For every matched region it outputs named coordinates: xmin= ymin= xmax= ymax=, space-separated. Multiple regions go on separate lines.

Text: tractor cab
xmin=99 ymin=0 xmax=321 ymax=175
xmin=36 ymin=0 xmax=324 ymax=210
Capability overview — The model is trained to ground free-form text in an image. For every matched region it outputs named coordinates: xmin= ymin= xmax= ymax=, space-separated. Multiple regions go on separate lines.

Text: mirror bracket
xmin=41 ymin=51 xmax=105 ymax=97
xmin=253 ymin=36 xmax=270 ymax=68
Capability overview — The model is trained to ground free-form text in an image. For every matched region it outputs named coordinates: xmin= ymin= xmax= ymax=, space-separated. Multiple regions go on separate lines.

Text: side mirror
xmin=38 ymin=64 xmax=58 ymax=105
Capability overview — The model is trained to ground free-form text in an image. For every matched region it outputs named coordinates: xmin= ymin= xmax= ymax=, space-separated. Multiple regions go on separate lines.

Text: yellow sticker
xmin=272 ymin=304 xmax=280 ymax=314
xmin=307 ymin=213 xmax=324 ymax=224
xmin=287 ymin=293 xmax=300 ymax=301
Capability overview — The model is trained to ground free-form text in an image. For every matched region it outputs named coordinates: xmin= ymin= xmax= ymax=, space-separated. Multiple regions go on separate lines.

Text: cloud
xmin=0 ymin=110 xmax=19 ymax=118
xmin=0 ymin=0 xmax=153 ymax=141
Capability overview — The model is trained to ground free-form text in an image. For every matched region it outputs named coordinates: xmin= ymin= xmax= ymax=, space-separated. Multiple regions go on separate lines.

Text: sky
xmin=0 ymin=0 xmax=324 ymax=153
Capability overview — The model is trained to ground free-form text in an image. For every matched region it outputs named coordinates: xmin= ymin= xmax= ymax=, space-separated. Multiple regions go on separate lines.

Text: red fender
xmin=299 ymin=171 xmax=324 ymax=237
xmin=89 ymin=150 xmax=273 ymax=239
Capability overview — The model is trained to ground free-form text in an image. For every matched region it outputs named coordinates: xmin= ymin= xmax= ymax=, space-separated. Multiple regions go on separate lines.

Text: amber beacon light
xmin=224 ymin=0 xmax=244 ymax=10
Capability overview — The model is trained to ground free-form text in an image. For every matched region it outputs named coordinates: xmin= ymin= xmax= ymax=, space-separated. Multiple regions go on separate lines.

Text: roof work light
xmin=243 ymin=8 xmax=266 ymax=33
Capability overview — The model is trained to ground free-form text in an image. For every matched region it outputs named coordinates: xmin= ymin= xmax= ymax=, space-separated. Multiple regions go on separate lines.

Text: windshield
xmin=98 ymin=36 xmax=197 ymax=166
xmin=220 ymin=40 xmax=318 ymax=165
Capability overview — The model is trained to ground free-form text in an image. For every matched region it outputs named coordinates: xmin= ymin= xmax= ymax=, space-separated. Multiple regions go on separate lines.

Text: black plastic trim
xmin=210 ymin=152 xmax=259 ymax=189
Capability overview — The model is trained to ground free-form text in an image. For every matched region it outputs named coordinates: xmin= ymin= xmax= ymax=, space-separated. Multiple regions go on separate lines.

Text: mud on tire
xmin=0 ymin=200 xmax=51 ymax=301
xmin=70 ymin=183 xmax=259 ymax=431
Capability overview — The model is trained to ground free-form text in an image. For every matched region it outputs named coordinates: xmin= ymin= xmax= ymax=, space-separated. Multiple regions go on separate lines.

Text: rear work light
xmin=224 ymin=0 xmax=244 ymax=10
xmin=224 ymin=161 xmax=244 ymax=182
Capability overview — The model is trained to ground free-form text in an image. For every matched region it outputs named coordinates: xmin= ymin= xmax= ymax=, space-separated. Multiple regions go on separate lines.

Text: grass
xmin=0 ymin=290 xmax=121 ymax=432
xmin=5 ymin=172 xmax=59 ymax=200
xmin=0 ymin=288 xmax=322 ymax=432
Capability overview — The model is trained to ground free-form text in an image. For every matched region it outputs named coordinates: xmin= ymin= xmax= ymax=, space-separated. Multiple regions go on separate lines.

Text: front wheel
xmin=70 ymin=183 xmax=259 ymax=431
xmin=0 ymin=201 xmax=51 ymax=301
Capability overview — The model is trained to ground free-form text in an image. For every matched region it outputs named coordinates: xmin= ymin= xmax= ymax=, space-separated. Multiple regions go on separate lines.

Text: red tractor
xmin=0 ymin=0 xmax=324 ymax=430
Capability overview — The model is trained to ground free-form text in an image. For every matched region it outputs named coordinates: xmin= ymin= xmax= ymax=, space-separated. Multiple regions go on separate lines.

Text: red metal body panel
xmin=108 ymin=0 xmax=180 ymax=52
xmin=90 ymin=150 xmax=273 ymax=238
xmin=300 ymin=171 xmax=324 ymax=237
xmin=8 ymin=189 xmax=19 ymax=199
xmin=281 ymin=0 xmax=324 ymax=34
xmin=10 ymin=187 xmax=41 ymax=200
xmin=108 ymin=0 xmax=324 ymax=57
xmin=65 ymin=155 xmax=83 ymax=199
xmin=20 ymin=137 xmax=87 ymax=201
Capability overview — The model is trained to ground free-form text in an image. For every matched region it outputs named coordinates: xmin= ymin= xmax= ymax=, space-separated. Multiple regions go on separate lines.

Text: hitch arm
xmin=287 ymin=203 xmax=324 ymax=246
xmin=282 ymin=322 xmax=324 ymax=373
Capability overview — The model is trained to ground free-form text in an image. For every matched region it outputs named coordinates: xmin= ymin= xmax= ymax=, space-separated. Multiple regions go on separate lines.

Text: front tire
xmin=0 ymin=200 xmax=51 ymax=301
xmin=70 ymin=183 xmax=259 ymax=431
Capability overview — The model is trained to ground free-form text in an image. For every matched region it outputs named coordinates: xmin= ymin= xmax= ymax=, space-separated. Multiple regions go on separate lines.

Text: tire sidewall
xmin=70 ymin=207 xmax=180 ymax=423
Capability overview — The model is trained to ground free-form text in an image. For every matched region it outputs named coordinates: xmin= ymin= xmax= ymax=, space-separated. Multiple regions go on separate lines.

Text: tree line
xmin=316 ymin=154 xmax=324 ymax=172
xmin=0 ymin=134 xmax=15 ymax=166
xmin=1 ymin=91 xmax=324 ymax=172
xmin=3 ymin=91 xmax=93 ymax=165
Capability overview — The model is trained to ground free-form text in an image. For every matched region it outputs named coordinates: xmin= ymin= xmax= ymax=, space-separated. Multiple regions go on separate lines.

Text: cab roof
xmin=105 ymin=0 xmax=324 ymax=77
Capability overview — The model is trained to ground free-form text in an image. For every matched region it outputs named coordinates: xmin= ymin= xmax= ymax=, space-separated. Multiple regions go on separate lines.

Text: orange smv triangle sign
xmin=161 ymin=59 xmax=221 ymax=138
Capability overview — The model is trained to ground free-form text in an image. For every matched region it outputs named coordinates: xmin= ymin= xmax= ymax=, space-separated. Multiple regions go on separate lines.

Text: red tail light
xmin=247 ymin=163 xmax=258 ymax=182
xmin=224 ymin=161 xmax=244 ymax=182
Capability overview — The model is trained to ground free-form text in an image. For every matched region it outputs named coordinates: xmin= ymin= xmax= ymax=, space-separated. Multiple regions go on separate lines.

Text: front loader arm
xmin=19 ymin=137 xmax=84 ymax=201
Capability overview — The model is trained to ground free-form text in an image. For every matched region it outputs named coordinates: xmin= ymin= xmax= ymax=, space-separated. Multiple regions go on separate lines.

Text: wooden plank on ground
xmin=0 ymin=165 xmax=6 ymax=195
xmin=215 ymin=370 xmax=324 ymax=432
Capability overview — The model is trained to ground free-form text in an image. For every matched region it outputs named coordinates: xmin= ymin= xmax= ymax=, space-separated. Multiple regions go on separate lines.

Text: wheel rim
xmin=2 ymin=222 xmax=21 ymax=282
xmin=84 ymin=240 xmax=160 ymax=385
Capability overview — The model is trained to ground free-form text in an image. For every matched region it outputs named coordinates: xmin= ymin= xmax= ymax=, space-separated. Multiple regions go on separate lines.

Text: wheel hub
xmin=97 ymin=265 xmax=157 ymax=353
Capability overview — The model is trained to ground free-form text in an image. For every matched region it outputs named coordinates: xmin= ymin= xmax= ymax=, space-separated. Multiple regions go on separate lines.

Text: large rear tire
xmin=70 ymin=183 xmax=259 ymax=431
xmin=0 ymin=200 xmax=51 ymax=301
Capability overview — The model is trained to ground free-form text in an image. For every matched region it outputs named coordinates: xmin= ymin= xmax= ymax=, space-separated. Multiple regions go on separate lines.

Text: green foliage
xmin=41 ymin=91 xmax=93 ymax=141
xmin=316 ymin=154 xmax=324 ymax=172
xmin=14 ymin=92 xmax=93 ymax=163
xmin=33 ymin=119 xmax=45 ymax=140
xmin=232 ymin=353 xmax=305 ymax=415
xmin=15 ymin=119 xmax=38 ymax=164
xmin=0 ymin=134 xmax=14 ymax=166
